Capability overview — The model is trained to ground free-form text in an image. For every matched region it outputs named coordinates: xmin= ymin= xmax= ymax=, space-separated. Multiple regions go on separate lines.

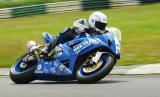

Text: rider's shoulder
xmin=73 ymin=19 xmax=89 ymax=29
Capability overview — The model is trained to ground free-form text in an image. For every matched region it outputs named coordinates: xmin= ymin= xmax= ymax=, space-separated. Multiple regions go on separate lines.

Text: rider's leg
xmin=43 ymin=28 xmax=78 ymax=53
xmin=42 ymin=32 xmax=56 ymax=44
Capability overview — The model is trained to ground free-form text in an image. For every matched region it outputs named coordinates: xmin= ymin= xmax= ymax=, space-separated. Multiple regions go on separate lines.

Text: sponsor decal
xmin=37 ymin=64 xmax=42 ymax=70
xmin=35 ymin=70 xmax=43 ymax=73
xmin=54 ymin=61 xmax=59 ymax=67
xmin=45 ymin=62 xmax=49 ymax=65
xmin=35 ymin=64 xmax=43 ymax=73
xmin=88 ymin=38 xmax=101 ymax=44
xmin=50 ymin=67 xmax=56 ymax=74
xmin=64 ymin=68 xmax=72 ymax=74
xmin=59 ymin=64 xmax=65 ymax=71
xmin=43 ymin=67 xmax=49 ymax=73
xmin=74 ymin=38 xmax=101 ymax=53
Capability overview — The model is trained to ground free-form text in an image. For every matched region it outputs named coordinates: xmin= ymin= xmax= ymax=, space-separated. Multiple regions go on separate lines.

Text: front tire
xmin=76 ymin=53 xmax=115 ymax=83
xmin=10 ymin=53 xmax=37 ymax=84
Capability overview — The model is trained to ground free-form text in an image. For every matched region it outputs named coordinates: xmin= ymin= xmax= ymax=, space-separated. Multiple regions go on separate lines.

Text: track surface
xmin=0 ymin=75 xmax=160 ymax=97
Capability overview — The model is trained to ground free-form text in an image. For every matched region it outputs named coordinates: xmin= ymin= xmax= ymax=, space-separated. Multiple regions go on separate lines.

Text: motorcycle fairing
xmin=35 ymin=33 xmax=117 ymax=81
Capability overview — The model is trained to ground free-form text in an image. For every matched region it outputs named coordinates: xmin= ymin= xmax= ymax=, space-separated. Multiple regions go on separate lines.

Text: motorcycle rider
xmin=42 ymin=11 xmax=121 ymax=57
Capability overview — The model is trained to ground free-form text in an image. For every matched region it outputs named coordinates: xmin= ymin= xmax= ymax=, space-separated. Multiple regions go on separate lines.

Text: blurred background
xmin=0 ymin=0 xmax=159 ymax=67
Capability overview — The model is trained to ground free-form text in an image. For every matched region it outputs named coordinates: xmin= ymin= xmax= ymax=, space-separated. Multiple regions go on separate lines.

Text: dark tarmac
xmin=0 ymin=75 xmax=160 ymax=97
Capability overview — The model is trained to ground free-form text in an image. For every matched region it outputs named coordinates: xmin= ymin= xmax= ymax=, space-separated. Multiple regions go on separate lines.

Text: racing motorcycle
xmin=10 ymin=27 xmax=121 ymax=84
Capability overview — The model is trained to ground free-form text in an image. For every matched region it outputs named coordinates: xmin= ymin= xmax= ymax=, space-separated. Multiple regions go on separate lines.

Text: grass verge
xmin=0 ymin=3 xmax=160 ymax=67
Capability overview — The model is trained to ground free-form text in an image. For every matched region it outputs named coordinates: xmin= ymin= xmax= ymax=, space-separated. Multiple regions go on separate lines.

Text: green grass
xmin=0 ymin=0 xmax=73 ymax=8
xmin=0 ymin=3 xmax=160 ymax=67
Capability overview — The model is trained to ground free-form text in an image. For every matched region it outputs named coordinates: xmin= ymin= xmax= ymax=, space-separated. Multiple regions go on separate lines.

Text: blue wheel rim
xmin=13 ymin=54 xmax=35 ymax=74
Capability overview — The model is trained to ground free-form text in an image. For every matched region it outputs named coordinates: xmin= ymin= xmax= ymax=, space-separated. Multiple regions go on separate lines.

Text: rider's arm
xmin=57 ymin=19 xmax=89 ymax=43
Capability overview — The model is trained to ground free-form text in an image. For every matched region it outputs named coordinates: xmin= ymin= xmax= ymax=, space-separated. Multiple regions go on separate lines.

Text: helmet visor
xmin=95 ymin=21 xmax=107 ymax=31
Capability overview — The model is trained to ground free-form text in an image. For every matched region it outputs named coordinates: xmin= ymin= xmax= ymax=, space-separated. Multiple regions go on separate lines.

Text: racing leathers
xmin=42 ymin=19 xmax=121 ymax=57
xmin=43 ymin=19 xmax=90 ymax=52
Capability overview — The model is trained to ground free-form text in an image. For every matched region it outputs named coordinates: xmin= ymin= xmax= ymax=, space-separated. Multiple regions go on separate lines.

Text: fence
xmin=0 ymin=0 xmax=159 ymax=19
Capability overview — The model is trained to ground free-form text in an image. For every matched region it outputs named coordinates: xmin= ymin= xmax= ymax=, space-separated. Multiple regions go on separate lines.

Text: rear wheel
xmin=76 ymin=52 xmax=115 ymax=83
xmin=10 ymin=53 xmax=37 ymax=84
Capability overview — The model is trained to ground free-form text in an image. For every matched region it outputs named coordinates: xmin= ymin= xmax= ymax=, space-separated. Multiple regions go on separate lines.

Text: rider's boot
xmin=41 ymin=37 xmax=58 ymax=58
xmin=42 ymin=32 xmax=56 ymax=44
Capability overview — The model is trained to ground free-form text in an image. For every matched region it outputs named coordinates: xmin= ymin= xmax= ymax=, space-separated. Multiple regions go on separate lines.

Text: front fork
xmin=33 ymin=51 xmax=40 ymax=61
xmin=27 ymin=40 xmax=41 ymax=61
xmin=91 ymin=51 xmax=103 ymax=64
xmin=91 ymin=51 xmax=112 ymax=64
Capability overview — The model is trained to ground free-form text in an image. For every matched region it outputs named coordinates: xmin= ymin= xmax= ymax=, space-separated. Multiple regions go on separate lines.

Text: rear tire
xmin=10 ymin=53 xmax=37 ymax=84
xmin=76 ymin=53 xmax=115 ymax=83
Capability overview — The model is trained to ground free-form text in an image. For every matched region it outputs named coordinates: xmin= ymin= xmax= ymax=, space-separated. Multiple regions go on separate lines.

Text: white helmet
xmin=88 ymin=11 xmax=107 ymax=33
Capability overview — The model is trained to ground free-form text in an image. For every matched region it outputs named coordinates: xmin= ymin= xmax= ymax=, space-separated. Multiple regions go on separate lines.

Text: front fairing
xmin=68 ymin=33 xmax=117 ymax=58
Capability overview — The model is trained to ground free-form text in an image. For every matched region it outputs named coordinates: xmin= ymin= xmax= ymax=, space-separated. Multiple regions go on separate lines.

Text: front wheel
xmin=76 ymin=52 xmax=115 ymax=83
xmin=10 ymin=53 xmax=37 ymax=84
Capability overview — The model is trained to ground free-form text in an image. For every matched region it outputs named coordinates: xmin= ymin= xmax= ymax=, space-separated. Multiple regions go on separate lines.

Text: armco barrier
xmin=0 ymin=0 xmax=159 ymax=19
xmin=0 ymin=8 xmax=12 ymax=18
xmin=11 ymin=5 xmax=47 ymax=17
xmin=46 ymin=0 xmax=111 ymax=13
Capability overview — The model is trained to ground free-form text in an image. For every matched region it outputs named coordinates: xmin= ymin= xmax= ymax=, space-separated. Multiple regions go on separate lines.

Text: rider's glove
xmin=40 ymin=46 xmax=49 ymax=57
xmin=73 ymin=19 xmax=89 ymax=34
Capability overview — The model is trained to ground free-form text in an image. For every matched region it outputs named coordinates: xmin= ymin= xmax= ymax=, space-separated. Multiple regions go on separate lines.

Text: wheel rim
xmin=13 ymin=54 xmax=36 ymax=74
xmin=82 ymin=60 xmax=103 ymax=73
xmin=80 ymin=55 xmax=108 ymax=75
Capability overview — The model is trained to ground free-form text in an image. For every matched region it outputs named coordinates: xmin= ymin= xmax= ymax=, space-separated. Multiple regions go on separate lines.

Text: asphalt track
xmin=0 ymin=75 xmax=160 ymax=97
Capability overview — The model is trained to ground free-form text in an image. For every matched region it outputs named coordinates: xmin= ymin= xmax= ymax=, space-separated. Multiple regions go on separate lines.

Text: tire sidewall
xmin=76 ymin=53 xmax=115 ymax=83
xmin=10 ymin=53 xmax=37 ymax=84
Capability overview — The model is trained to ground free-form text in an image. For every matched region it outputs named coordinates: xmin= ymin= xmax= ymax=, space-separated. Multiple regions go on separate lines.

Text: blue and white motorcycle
xmin=10 ymin=27 xmax=121 ymax=84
